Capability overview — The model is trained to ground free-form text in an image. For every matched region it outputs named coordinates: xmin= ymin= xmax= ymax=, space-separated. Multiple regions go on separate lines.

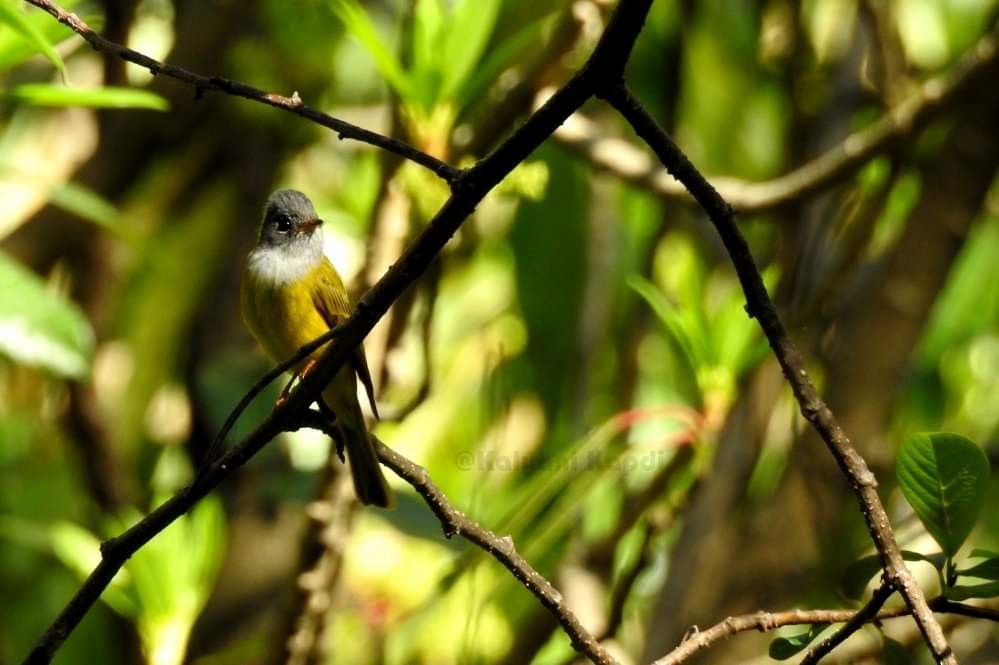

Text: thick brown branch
xmin=19 ymin=1 xmax=656 ymax=664
xmin=602 ymin=82 xmax=956 ymax=664
xmin=23 ymin=0 xmax=462 ymax=184
xmin=558 ymin=23 xmax=998 ymax=213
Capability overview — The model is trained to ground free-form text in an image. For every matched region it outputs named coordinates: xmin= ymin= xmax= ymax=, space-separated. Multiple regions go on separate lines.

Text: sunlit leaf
xmin=331 ymin=0 xmax=413 ymax=99
xmin=629 ymin=275 xmax=705 ymax=398
xmin=458 ymin=11 xmax=556 ymax=114
xmin=8 ymin=83 xmax=169 ymax=110
xmin=896 ymin=432 xmax=989 ymax=556
xmin=49 ymin=521 xmax=137 ymax=616
xmin=0 ymin=0 xmax=79 ymax=72
xmin=439 ymin=0 xmax=500 ymax=101
xmin=0 ymin=0 xmax=66 ymax=78
xmin=0 ymin=161 xmax=124 ymax=233
xmin=0 ymin=251 xmax=94 ymax=377
xmin=410 ymin=0 xmax=444 ymax=109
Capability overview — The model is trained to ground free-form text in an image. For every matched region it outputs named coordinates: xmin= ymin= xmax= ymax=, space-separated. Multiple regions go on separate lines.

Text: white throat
xmin=247 ymin=233 xmax=324 ymax=285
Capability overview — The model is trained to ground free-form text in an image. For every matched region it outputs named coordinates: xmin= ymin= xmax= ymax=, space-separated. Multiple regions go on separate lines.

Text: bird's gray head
xmin=258 ymin=189 xmax=324 ymax=248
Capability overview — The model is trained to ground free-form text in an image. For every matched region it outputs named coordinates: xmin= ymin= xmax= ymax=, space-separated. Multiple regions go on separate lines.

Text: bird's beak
xmin=297 ymin=218 xmax=323 ymax=235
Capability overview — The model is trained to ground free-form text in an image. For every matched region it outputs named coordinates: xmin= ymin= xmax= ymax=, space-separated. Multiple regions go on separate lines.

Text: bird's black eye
xmin=275 ymin=216 xmax=292 ymax=233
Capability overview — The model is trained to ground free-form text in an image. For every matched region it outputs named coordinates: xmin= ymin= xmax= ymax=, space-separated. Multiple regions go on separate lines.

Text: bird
xmin=240 ymin=189 xmax=392 ymax=507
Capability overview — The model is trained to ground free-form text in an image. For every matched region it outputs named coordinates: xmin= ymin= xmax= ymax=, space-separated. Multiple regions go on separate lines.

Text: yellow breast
xmin=241 ymin=262 xmax=332 ymax=369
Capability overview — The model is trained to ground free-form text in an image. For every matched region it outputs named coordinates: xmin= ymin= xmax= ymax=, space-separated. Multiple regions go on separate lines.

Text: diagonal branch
xmin=557 ymin=22 xmax=998 ymax=214
xmin=601 ymin=81 xmax=957 ymax=664
xmin=799 ymin=584 xmax=894 ymax=665
xmin=19 ymin=1 xmax=657 ymax=664
xmin=23 ymin=0 xmax=462 ymax=184
xmin=297 ymin=410 xmax=615 ymax=664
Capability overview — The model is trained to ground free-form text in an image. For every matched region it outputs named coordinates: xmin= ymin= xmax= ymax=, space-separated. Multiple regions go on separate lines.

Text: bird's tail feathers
xmin=334 ymin=409 xmax=393 ymax=508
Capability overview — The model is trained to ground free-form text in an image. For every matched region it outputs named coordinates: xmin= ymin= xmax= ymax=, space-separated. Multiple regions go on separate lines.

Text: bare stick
xmin=653 ymin=595 xmax=999 ymax=664
xmin=23 ymin=0 xmax=462 ymax=184
xmin=602 ymin=81 xmax=956 ymax=664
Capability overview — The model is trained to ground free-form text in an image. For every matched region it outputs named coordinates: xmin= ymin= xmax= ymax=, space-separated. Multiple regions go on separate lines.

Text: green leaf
xmin=457 ymin=11 xmax=556 ymax=113
xmin=841 ymin=550 xmax=944 ymax=599
xmin=8 ymin=83 xmax=169 ymax=110
xmin=629 ymin=274 xmax=707 ymax=400
xmin=882 ymin=636 xmax=910 ymax=665
xmin=943 ymin=581 xmax=999 ymax=601
xmin=410 ymin=0 xmax=444 ymax=108
xmin=0 ymin=0 xmax=78 ymax=72
xmin=0 ymin=0 xmax=66 ymax=78
xmin=47 ymin=181 xmax=124 ymax=232
xmin=0 ymin=251 xmax=93 ymax=377
xmin=49 ymin=521 xmax=137 ymax=616
xmin=331 ymin=0 xmax=413 ymax=100
xmin=769 ymin=625 xmax=827 ymax=660
xmin=439 ymin=0 xmax=500 ymax=101
xmin=957 ymin=556 xmax=999 ymax=580
xmin=896 ymin=432 xmax=989 ymax=557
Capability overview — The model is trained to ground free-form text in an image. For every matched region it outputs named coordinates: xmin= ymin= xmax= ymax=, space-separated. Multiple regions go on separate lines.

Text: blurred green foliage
xmin=0 ymin=0 xmax=998 ymax=664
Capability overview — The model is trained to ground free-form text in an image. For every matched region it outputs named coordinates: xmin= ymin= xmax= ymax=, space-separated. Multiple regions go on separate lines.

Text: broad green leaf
xmin=896 ymin=432 xmax=989 ymax=556
xmin=841 ymin=550 xmax=944 ymax=599
xmin=331 ymin=0 xmax=413 ymax=100
xmin=8 ymin=83 xmax=169 ymax=110
xmin=957 ymin=556 xmax=999 ymax=580
xmin=883 ymin=636 xmax=909 ymax=665
xmin=439 ymin=0 xmax=500 ymax=101
xmin=769 ymin=625 xmax=827 ymax=660
xmin=943 ymin=581 xmax=999 ymax=601
xmin=0 ymin=0 xmax=66 ymax=78
xmin=0 ymin=251 xmax=93 ymax=377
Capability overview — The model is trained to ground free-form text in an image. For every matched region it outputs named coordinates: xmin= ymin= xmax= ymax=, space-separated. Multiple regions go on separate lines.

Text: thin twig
xmin=555 ymin=22 xmax=998 ymax=213
xmin=193 ymin=325 xmax=345 ymax=486
xmin=23 ymin=0 xmax=462 ymax=184
xmin=800 ymin=584 xmax=894 ymax=665
xmin=20 ymin=2 xmax=657 ymax=664
xmin=652 ymin=595 xmax=999 ymax=665
xmin=297 ymin=410 xmax=615 ymax=664
xmin=654 ymin=602 xmax=908 ymax=665
xmin=602 ymin=81 xmax=956 ymax=664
